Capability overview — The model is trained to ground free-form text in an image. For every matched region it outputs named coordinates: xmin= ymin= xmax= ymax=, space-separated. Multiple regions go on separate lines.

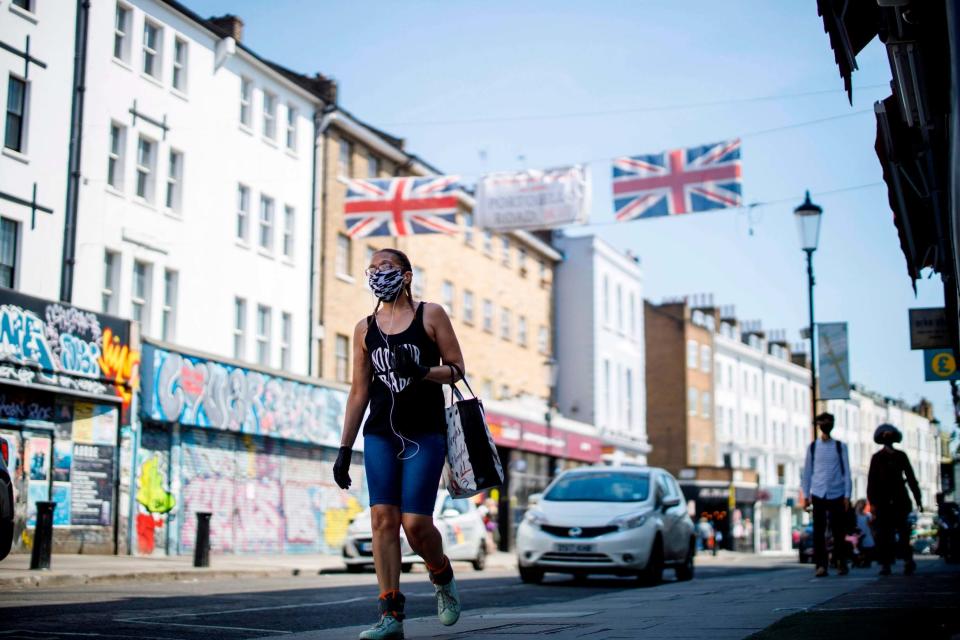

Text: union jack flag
xmin=342 ymin=176 xmax=461 ymax=237
xmin=612 ymin=139 xmax=742 ymax=221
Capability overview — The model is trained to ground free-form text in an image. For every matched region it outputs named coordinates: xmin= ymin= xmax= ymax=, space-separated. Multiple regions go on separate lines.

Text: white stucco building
xmin=67 ymin=2 xmax=333 ymax=375
xmin=554 ymin=234 xmax=649 ymax=463
xmin=0 ymin=0 xmax=76 ymax=299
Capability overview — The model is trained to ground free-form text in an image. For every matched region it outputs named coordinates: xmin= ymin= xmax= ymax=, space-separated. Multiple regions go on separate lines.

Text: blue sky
xmin=186 ymin=0 xmax=953 ymax=429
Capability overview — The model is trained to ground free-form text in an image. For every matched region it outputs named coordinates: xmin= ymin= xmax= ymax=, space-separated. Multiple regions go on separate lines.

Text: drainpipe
xmin=307 ymin=110 xmax=318 ymax=376
xmin=314 ymin=106 xmax=337 ymax=377
xmin=59 ymin=0 xmax=90 ymax=303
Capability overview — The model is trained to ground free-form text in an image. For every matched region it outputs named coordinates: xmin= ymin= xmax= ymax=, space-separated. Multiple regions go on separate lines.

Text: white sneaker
xmin=434 ymin=576 xmax=461 ymax=626
xmin=358 ymin=614 xmax=404 ymax=640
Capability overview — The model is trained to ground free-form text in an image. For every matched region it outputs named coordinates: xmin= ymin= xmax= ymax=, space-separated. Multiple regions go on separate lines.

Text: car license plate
xmin=359 ymin=541 xmax=372 ymax=552
xmin=554 ymin=543 xmax=595 ymax=553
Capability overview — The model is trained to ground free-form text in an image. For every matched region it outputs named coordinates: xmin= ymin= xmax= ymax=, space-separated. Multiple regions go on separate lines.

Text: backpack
xmin=808 ymin=439 xmax=845 ymax=477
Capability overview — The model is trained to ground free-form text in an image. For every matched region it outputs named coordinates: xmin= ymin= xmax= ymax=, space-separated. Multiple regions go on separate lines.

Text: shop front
xmin=757 ymin=485 xmax=799 ymax=553
xmin=678 ymin=467 xmax=760 ymax=552
xmin=0 ymin=290 xmax=138 ymax=555
xmin=134 ymin=341 xmax=365 ymax=556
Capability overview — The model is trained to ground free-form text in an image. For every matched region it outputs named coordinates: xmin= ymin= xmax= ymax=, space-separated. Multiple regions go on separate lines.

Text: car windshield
xmin=544 ymin=472 xmax=650 ymax=502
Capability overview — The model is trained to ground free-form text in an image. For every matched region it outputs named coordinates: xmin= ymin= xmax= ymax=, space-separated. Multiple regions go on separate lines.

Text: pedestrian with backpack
xmin=801 ymin=412 xmax=852 ymax=577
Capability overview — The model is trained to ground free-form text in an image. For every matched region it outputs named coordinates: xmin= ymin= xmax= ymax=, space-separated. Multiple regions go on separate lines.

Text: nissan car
xmin=516 ymin=466 xmax=695 ymax=584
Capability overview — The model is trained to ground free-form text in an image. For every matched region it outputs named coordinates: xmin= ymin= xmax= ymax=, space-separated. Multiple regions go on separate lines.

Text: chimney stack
xmin=210 ymin=14 xmax=244 ymax=42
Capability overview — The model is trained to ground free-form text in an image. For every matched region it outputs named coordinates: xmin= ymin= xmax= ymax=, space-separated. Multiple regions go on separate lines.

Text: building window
xmin=259 ymin=195 xmax=274 ymax=251
xmin=336 ymin=233 xmax=351 ymax=276
xmin=604 ymin=359 xmax=611 ymax=424
xmin=616 ymin=284 xmax=623 ymax=330
xmin=482 ymin=299 xmax=493 ymax=332
xmin=700 ymin=344 xmax=711 ymax=373
xmin=367 ymin=151 xmax=379 ymax=178
xmin=12 ymin=0 xmax=32 ymax=9
xmin=501 ymin=237 xmax=510 ymax=267
xmin=625 ymin=368 xmax=633 ymax=426
xmin=538 ymin=326 xmax=549 ymax=355
xmin=518 ymin=247 xmax=528 ymax=275
xmin=107 ymin=122 xmax=126 ymax=190
xmin=688 ymin=387 xmax=698 ymax=416
xmin=335 ymin=334 xmax=349 ymax=382
xmin=483 ymin=230 xmax=493 ymax=255
xmin=463 ymin=290 xmax=475 ymax=324
xmin=240 ymin=77 xmax=252 ymax=126
xmin=539 ymin=259 xmax=547 ymax=283
xmin=280 ymin=312 xmax=292 ymax=370
xmin=500 ymin=308 xmax=511 ymax=341
xmin=629 ymin=293 xmax=637 ymax=338
xmin=442 ymin=280 xmax=454 ymax=316
xmin=102 ymin=250 xmax=119 ymax=313
xmin=0 ymin=218 xmax=18 ymax=288
xmin=161 ymin=269 xmax=178 ymax=341
xmin=165 ymin=149 xmax=183 ymax=211
xmin=135 ymin=135 xmax=156 ymax=201
xmin=142 ymin=21 xmax=162 ymax=79
xmin=282 ymin=206 xmax=295 ymax=258
xmin=518 ymin=316 xmax=527 ymax=346
xmin=5 ymin=76 xmax=27 ymax=153
xmin=702 ymin=391 xmax=711 ymax=418
xmin=262 ymin=91 xmax=276 ymax=139
xmin=172 ymin=37 xmax=188 ymax=92
xmin=113 ymin=3 xmax=132 ymax=62
xmin=233 ymin=297 xmax=246 ymax=358
xmin=256 ymin=305 xmax=272 ymax=366
xmin=499 ymin=384 xmax=510 ymax=400
xmin=687 ymin=339 xmax=698 ymax=368
xmin=132 ymin=260 xmax=152 ymax=333
xmin=602 ymin=276 xmax=610 ymax=324
xmin=463 ymin=213 xmax=473 ymax=245
xmin=285 ymin=105 xmax=297 ymax=151
xmin=412 ymin=265 xmax=425 ymax=299
xmin=339 ymin=138 xmax=352 ymax=177
xmin=236 ymin=184 xmax=250 ymax=241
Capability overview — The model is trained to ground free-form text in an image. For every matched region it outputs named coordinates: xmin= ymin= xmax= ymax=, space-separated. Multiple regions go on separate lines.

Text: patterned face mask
xmin=368 ymin=268 xmax=406 ymax=301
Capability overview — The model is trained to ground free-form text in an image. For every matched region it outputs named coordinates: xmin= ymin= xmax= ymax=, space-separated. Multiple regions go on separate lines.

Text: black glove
xmin=392 ymin=346 xmax=429 ymax=381
xmin=333 ymin=446 xmax=352 ymax=489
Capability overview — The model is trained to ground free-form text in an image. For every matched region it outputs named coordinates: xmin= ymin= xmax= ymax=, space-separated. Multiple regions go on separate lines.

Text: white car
xmin=342 ymin=492 xmax=488 ymax=572
xmin=516 ymin=466 xmax=695 ymax=584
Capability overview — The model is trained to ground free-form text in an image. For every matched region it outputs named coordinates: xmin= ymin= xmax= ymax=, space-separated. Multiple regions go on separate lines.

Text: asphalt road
xmin=0 ymin=563 xmax=788 ymax=639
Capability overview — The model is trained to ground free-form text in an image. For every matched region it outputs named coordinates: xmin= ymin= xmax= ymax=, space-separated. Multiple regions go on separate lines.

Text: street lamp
xmin=794 ymin=191 xmax=823 ymax=442
xmin=544 ymin=357 xmax=559 ymax=479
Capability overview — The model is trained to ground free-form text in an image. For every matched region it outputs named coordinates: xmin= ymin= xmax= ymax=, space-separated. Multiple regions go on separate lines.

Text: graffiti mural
xmin=141 ymin=345 xmax=347 ymax=447
xmin=134 ymin=427 xmax=174 ymax=555
xmin=0 ymin=290 xmax=138 ymax=420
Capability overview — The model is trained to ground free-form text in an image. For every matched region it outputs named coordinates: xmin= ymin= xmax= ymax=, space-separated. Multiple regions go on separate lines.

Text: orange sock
xmin=379 ymin=589 xmax=400 ymax=600
xmin=425 ymin=556 xmax=449 ymax=575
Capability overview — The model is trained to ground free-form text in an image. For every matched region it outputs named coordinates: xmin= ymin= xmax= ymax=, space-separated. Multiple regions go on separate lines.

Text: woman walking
xmin=867 ymin=424 xmax=923 ymax=576
xmin=333 ymin=248 xmax=465 ymax=640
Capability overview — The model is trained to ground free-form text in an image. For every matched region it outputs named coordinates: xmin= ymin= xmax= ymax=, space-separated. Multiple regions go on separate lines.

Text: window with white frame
xmin=142 ymin=20 xmax=162 ymax=79
xmin=240 ymin=77 xmax=252 ymax=126
xmin=688 ymin=387 xmax=698 ymax=416
xmin=165 ymin=149 xmax=183 ymax=211
xmin=11 ymin=0 xmax=32 ymax=10
xmin=463 ymin=213 xmax=473 ymax=245
xmin=702 ymin=391 xmax=711 ymax=418
xmin=262 ymin=91 xmax=276 ymax=139
xmin=233 ymin=297 xmax=246 ymax=358
xmin=161 ymin=269 xmax=178 ymax=341
xmin=412 ymin=265 xmax=425 ymax=299
xmin=482 ymin=299 xmax=493 ymax=332
xmin=616 ymin=284 xmax=623 ymax=330
xmin=5 ymin=75 xmax=27 ymax=153
xmin=285 ymin=105 xmax=297 ymax=151
xmin=482 ymin=230 xmax=493 ymax=255
xmin=335 ymin=334 xmax=349 ymax=382
xmin=131 ymin=260 xmax=152 ymax=333
xmin=518 ymin=316 xmax=527 ymax=346
xmin=602 ymin=276 xmax=610 ymax=324
xmin=538 ymin=325 xmax=548 ymax=354
xmin=102 ymin=250 xmax=119 ymax=313
xmin=629 ymin=292 xmax=637 ymax=338
xmin=0 ymin=218 xmax=18 ymax=289
xmin=518 ymin=246 xmax=527 ymax=274
xmin=539 ymin=259 xmax=547 ymax=283
xmin=107 ymin=122 xmax=126 ymax=189
xmin=280 ymin=312 xmax=292 ymax=369
xmin=259 ymin=195 xmax=274 ymax=251
xmin=604 ymin=359 xmax=611 ymax=423
xmin=236 ymin=184 xmax=249 ymax=241
xmin=135 ymin=135 xmax=156 ymax=201
xmin=441 ymin=281 xmax=454 ymax=316
xmin=463 ymin=290 xmax=474 ymax=324
xmin=687 ymin=339 xmax=698 ymax=368
xmin=700 ymin=344 xmax=711 ymax=373
xmin=281 ymin=206 xmax=295 ymax=258
xmin=367 ymin=151 xmax=379 ymax=177
xmin=113 ymin=3 xmax=132 ymax=62
xmin=501 ymin=237 xmax=510 ymax=267
xmin=172 ymin=37 xmax=188 ymax=92
xmin=625 ymin=368 xmax=633 ymax=426
xmin=338 ymin=138 xmax=352 ymax=177
xmin=500 ymin=308 xmax=511 ymax=341
xmin=256 ymin=304 xmax=272 ymax=366
xmin=335 ymin=233 xmax=351 ymax=276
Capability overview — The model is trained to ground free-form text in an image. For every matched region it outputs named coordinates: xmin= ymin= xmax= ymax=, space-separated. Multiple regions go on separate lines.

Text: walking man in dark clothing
xmin=801 ymin=413 xmax=852 ymax=577
xmin=867 ymin=423 xmax=922 ymax=576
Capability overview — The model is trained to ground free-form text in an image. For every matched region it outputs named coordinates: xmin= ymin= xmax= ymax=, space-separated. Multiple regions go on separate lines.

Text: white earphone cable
xmin=376 ymin=299 xmax=420 ymax=461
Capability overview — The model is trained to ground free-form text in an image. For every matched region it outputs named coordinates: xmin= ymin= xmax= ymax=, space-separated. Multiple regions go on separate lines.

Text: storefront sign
xmin=70 ymin=443 xmax=114 ymax=526
xmin=484 ymin=411 xmax=601 ymax=462
xmin=0 ymin=290 xmax=138 ymax=417
xmin=923 ymin=348 xmax=960 ymax=381
xmin=909 ymin=307 xmax=950 ymax=350
xmin=141 ymin=344 xmax=348 ymax=447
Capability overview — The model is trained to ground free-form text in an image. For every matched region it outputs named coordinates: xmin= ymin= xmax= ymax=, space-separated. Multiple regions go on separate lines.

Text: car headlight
xmin=611 ymin=511 xmax=650 ymax=531
xmin=523 ymin=509 xmax=548 ymax=526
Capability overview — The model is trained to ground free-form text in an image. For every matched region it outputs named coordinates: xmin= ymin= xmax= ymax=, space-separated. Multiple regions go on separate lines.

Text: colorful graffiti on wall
xmin=0 ymin=290 xmax=138 ymax=419
xmin=141 ymin=345 xmax=346 ymax=447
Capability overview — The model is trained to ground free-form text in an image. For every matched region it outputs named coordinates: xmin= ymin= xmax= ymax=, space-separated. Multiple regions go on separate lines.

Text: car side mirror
xmin=442 ymin=508 xmax=460 ymax=518
xmin=662 ymin=497 xmax=681 ymax=511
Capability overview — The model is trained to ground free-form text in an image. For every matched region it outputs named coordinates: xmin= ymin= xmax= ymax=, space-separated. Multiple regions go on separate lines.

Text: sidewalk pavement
xmin=0 ymin=550 xmax=520 ymax=588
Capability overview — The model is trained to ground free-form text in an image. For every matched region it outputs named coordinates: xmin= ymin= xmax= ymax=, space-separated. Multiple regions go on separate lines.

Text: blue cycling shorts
xmin=363 ymin=432 xmax=446 ymax=515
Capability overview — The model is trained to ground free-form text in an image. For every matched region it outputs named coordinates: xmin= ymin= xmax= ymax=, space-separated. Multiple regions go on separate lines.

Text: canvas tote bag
xmin=444 ymin=364 xmax=504 ymax=499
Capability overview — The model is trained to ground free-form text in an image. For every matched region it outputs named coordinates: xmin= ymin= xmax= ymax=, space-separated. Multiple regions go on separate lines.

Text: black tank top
xmin=363 ymin=302 xmax=446 ymax=437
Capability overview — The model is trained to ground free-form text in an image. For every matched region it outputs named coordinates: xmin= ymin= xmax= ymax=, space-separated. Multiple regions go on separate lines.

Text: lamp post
xmin=544 ymin=357 xmax=559 ymax=479
xmin=794 ymin=191 xmax=823 ymax=442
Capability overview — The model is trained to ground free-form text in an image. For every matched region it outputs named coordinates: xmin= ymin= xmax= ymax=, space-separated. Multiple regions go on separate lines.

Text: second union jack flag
xmin=612 ymin=139 xmax=742 ymax=221
xmin=342 ymin=176 xmax=461 ymax=238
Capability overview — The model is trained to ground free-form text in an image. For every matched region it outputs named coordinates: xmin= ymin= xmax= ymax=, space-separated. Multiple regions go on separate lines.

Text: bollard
xmin=193 ymin=512 xmax=212 ymax=568
xmin=29 ymin=501 xmax=56 ymax=570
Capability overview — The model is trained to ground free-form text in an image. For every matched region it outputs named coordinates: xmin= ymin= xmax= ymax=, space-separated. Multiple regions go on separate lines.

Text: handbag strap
xmin=447 ymin=363 xmax=477 ymax=401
